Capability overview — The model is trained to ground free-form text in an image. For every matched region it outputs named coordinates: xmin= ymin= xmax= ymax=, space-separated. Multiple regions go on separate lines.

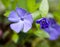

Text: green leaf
xmin=34 ymin=30 xmax=49 ymax=38
xmin=4 ymin=10 xmax=10 ymax=17
xmin=1 ymin=0 xmax=10 ymax=8
xmin=39 ymin=0 xmax=49 ymax=17
xmin=27 ymin=0 xmax=40 ymax=12
xmin=17 ymin=0 xmax=27 ymax=10
xmin=32 ymin=11 xmax=41 ymax=20
xmin=35 ymin=23 xmax=40 ymax=30
xmin=12 ymin=33 xmax=19 ymax=43
xmin=1 ymin=0 xmax=17 ymax=10
xmin=53 ymin=11 xmax=60 ymax=24
xmin=11 ymin=0 xmax=18 ymax=10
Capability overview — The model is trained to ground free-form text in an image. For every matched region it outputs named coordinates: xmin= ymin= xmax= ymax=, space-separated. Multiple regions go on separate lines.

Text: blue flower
xmin=36 ymin=18 xmax=60 ymax=40
xmin=8 ymin=8 xmax=33 ymax=33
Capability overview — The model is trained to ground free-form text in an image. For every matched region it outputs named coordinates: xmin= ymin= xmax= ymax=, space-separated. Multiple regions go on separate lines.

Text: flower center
xmin=21 ymin=18 xmax=24 ymax=21
xmin=40 ymin=20 xmax=49 ymax=29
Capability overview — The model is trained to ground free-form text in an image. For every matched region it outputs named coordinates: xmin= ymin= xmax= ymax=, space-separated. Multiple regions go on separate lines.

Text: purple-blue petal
xmin=23 ymin=20 xmax=32 ymax=32
xmin=49 ymin=33 xmax=58 ymax=40
xmin=16 ymin=8 xmax=27 ymax=18
xmin=48 ymin=18 xmax=56 ymax=25
xmin=44 ymin=27 xmax=59 ymax=40
xmin=10 ymin=20 xmax=24 ymax=33
xmin=52 ymin=24 xmax=60 ymax=33
xmin=24 ymin=13 xmax=33 ymax=23
xmin=8 ymin=11 xmax=20 ymax=22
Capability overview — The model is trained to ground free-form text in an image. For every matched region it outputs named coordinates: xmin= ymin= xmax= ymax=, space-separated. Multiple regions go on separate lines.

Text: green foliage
xmin=34 ymin=23 xmax=49 ymax=39
xmin=4 ymin=10 xmax=10 ymax=17
xmin=17 ymin=0 xmax=27 ymax=10
xmin=1 ymin=0 xmax=10 ymax=8
xmin=32 ymin=0 xmax=49 ymax=20
xmin=17 ymin=0 xmax=41 ymax=12
xmin=4 ymin=41 xmax=16 ymax=47
xmin=11 ymin=0 xmax=18 ymax=10
xmin=53 ymin=11 xmax=60 ymax=24
xmin=36 ymin=40 xmax=50 ymax=47
xmin=27 ymin=0 xmax=40 ymax=12
xmin=49 ymin=0 xmax=60 ymax=11
xmin=1 ymin=0 xmax=60 ymax=47
xmin=39 ymin=0 xmax=49 ymax=17
xmin=1 ymin=0 xmax=17 ymax=10
xmin=17 ymin=32 xmax=28 ymax=44
xmin=32 ymin=11 xmax=41 ymax=20
xmin=3 ymin=31 xmax=10 ymax=39
xmin=12 ymin=33 xmax=19 ymax=43
xmin=34 ymin=30 xmax=49 ymax=38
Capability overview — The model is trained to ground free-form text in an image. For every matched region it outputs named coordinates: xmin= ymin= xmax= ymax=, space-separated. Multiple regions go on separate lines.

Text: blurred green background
xmin=0 ymin=0 xmax=60 ymax=47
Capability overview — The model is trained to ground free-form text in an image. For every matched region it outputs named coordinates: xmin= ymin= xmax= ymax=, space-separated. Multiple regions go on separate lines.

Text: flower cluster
xmin=36 ymin=18 xmax=60 ymax=40
xmin=8 ymin=8 xmax=60 ymax=40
